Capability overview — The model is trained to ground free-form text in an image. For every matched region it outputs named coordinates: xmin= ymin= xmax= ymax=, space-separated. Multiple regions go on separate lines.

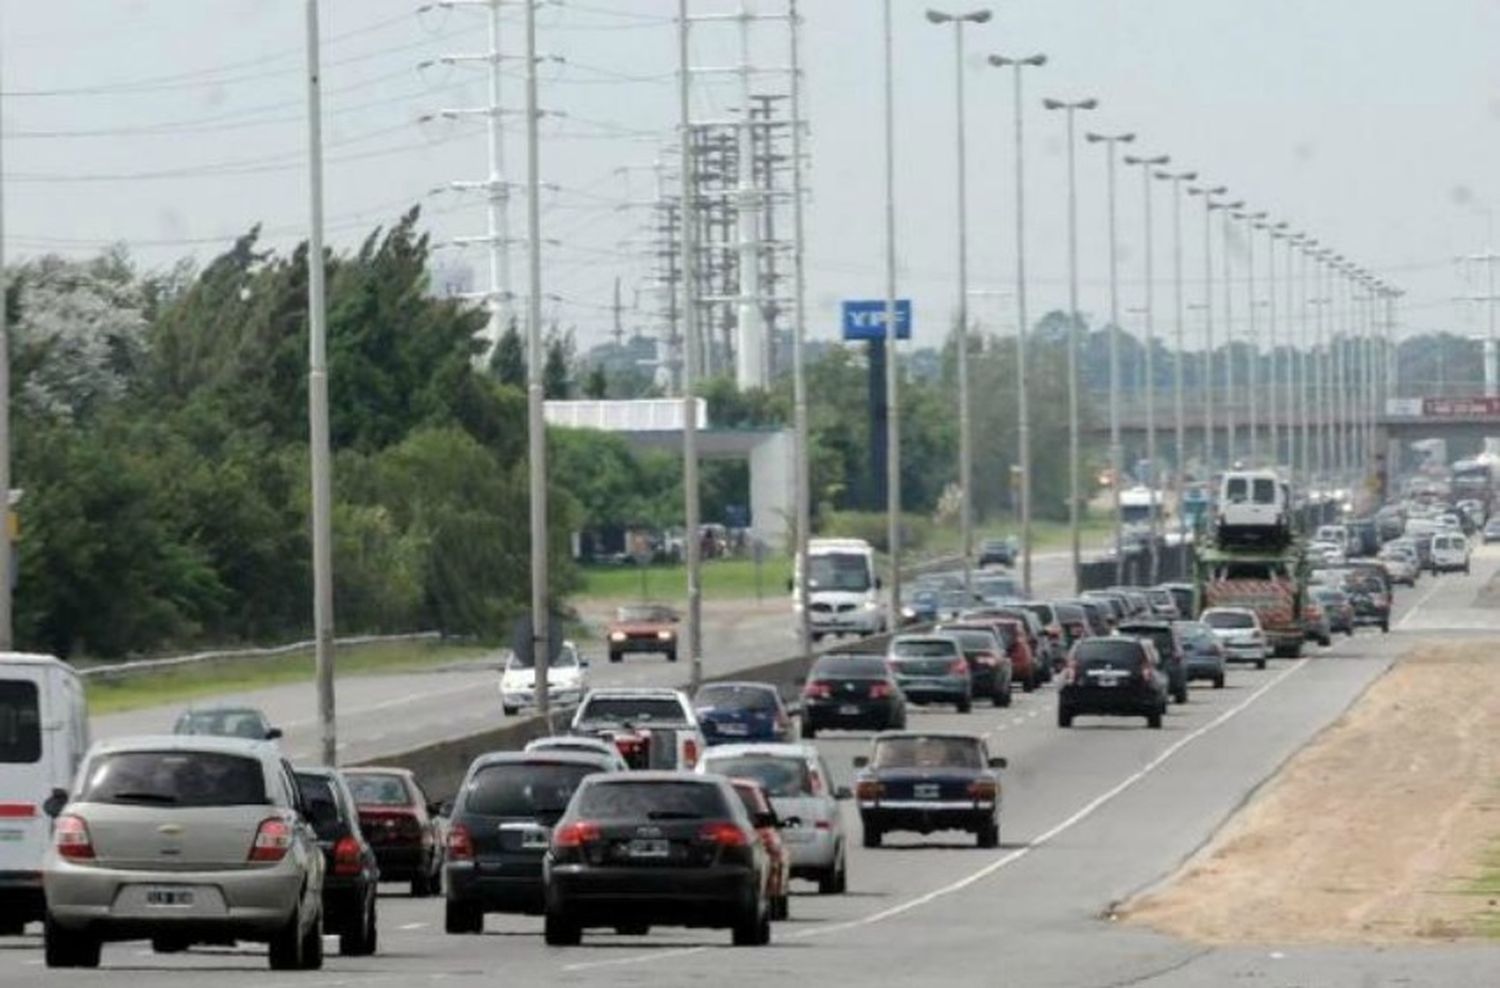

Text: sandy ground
xmin=1122 ymin=640 xmax=1500 ymax=944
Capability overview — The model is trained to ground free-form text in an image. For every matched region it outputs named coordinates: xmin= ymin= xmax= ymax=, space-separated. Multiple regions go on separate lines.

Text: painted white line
xmin=562 ymin=657 xmax=1309 ymax=974
xmin=399 ymin=922 xmax=428 ymax=931
xmin=1010 ymin=716 xmax=1026 ymax=726
xmin=1395 ymin=576 xmax=1448 ymax=631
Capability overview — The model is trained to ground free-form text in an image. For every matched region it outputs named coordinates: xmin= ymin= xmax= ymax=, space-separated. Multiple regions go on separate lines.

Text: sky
xmin=3 ymin=0 xmax=1499 ymax=360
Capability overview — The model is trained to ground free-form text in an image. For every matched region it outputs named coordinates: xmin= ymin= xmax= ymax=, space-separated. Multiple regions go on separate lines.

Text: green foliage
xmin=821 ymin=510 xmax=933 ymax=554
xmin=490 ymin=317 xmax=526 ymax=387
xmin=544 ymin=328 xmax=572 ymax=399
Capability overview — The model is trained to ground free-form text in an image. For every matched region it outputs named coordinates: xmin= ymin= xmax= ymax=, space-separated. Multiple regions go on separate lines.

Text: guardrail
xmin=77 ymin=632 xmax=444 ymax=681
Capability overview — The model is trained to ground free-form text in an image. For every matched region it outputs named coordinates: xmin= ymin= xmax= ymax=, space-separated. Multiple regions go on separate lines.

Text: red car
xmin=966 ymin=616 xmax=1038 ymax=692
xmin=730 ymin=778 xmax=789 ymax=921
xmin=343 ymin=767 xmax=444 ymax=897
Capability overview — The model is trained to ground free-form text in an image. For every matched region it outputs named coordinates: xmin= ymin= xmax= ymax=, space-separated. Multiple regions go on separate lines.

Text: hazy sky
xmin=3 ymin=0 xmax=1498 ymax=353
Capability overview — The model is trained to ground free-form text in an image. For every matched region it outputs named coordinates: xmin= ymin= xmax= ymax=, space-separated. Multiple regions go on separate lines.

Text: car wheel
xmin=819 ymin=849 xmax=847 ymax=894
xmin=1213 ymin=673 xmax=1225 ymax=689
xmin=801 ymin=721 xmax=817 ymax=740
xmin=502 ymin=703 xmax=519 ymax=716
xmin=1147 ymin=710 xmax=1163 ymax=729
xmin=1255 ymin=658 xmax=1267 ymax=670
xmin=732 ymin=896 xmax=770 ymax=946
xmin=1173 ymin=685 xmax=1188 ymax=704
xmin=411 ymin=871 xmax=435 ymax=898
xmin=44 ymin=916 xmax=100 ymax=969
xmin=300 ymin=912 xmax=324 ymax=971
xmin=614 ymin=923 xmax=650 ymax=936
xmin=1381 ymin=620 xmax=1390 ymax=633
xmin=1022 ymin=674 xmax=1037 ymax=694
xmin=666 ymin=649 xmax=678 ymax=663
xmin=151 ymin=936 xmax=189 ymax=954
xmin=544 ymin=909 xmax=582 ymax=947
xmin=445 ymin=899 xmax=484 ymax=936
xmin=977 ymin=820 xmax=1000 ymax=849
xmin=342 ymin=894 xmax=378 ymax=955
xmin=1057 ymin=706 xmax=1073 ymax=728
xmin=862 ymin=826 xmax=882 ymax=849
xmin=771 ymin=894 xmax=789 ymax=921
xmin=268 ymin=908 xmax=305 ymax=971
xmin=956 ymin=696 xmax=972 ymax=714
xmin=608 ymin=650 xmax=622 ymax=663
xmin=996 ymin=687 xmax=1012 ymax=708
xmin=1320 ymin=635 xmax=1332 ymax=647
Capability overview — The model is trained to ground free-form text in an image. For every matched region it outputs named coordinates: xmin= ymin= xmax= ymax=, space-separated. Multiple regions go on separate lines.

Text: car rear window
xmin=80 ymin=751 xmax=268 ymax=807
xmin=1119 ymin=626 xmax=1173 ymax=656
xmin=704 ymin=755 xmax=811 ymax=797
xmin=941 ymin=629 xmax=1001 ymax=653
xmin=173 ymin=709 xmax=268 ymax=740
xmin=572 ymin=780 xmax=728 ymax=820
xmin=1073 ymin=639 xmax=1146 ymax=670
xmin=694 ymin=685 xmax=777 ymax=711
xmin=1203 ymin=611 xmax=1254 ymax=629
xmin=872 ymin=736 xmax=982 ymax=770
xmin=891 ymin=639 xmax=959 ymax=658
xmin=463 ymin=762 xmax=596 ymax=818
xmin=0 ymin=679 xmax=41 ymax=765
xmin=346 ymin=772 xmax=413 ymax=807
xmin=295 ymin=774 xmax=345 ymax=840
xmin=811 ymin=655 xmax=888 ymax=678
xmin=577 ymin=697 xmax=686 ymax=723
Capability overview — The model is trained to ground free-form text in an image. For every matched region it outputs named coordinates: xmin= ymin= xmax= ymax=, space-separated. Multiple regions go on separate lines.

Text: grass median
xmin=85 ymin=639 xmax=490 ymax=717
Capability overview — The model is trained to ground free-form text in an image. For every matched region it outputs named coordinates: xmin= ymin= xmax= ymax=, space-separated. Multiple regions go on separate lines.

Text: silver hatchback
xmin=42 ymin=736 xmax=325 ymax=970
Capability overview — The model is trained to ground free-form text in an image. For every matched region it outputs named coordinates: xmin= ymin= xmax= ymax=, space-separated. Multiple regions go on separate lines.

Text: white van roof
xmin=0 ymin=652 xmax=76 ymax=674
xmin=806 ymin=538 xmax=873 ymax=553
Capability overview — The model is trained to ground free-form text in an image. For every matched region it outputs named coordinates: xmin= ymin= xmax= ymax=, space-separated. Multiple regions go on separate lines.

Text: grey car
xmin=1173 ymin=620 xmax=1227 ymax=688
xmin=886 ymin=635 xmax=974 ymax=713
xmin=43 ymin=736 xmax=325 ymax=970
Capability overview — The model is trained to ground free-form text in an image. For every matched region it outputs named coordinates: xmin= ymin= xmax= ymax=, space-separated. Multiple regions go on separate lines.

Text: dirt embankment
xmin=1123 ymin=641 xmax=1500 ymax=944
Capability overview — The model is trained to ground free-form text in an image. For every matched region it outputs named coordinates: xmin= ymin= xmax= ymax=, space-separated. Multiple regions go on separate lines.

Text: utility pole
xmin=882 ymin=0 xmax=903 ymax=630
xmin=1157 ymin=167 xmax=1197 ymax=535
xmin=734 ymin=0 xmax=765 ymax=388
xmin=1261 ymin=221 xmax=1287 ymax=469
xmin=788 ymin=0 xmax=812 ymax=663
xmin=1218 ymin=199 xmax=1244 ymax=464
xmin=1124 ymin=151 xmax=1168 ymax=581
xmin=1188 ymin=184 xmax=1226 ymax=471
xmin=304 ymin=0 xmax=337 ymax=767
xmin=678 ymin=0 xmax=705 ymax=691
xmin=0 ymin=4 xmax=10 ymax=651
xmin=1233 ymin=209 xmax=1266 ymax=464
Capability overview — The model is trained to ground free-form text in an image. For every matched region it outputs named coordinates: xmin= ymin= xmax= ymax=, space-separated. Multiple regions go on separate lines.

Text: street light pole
xmin=1261 ymin=221 xmax=1288 ymax=469
xmin=1043 ymin=97 xmax=1097 ymax=591
xmin=882 ymin=0 xmax=903 ymax=630
xmin=927 ymin=7 xmax=993 ymax=597
xmin=990 ymin=52 xmax=1047 ymax=596
xmin=677 ymin=0 xmax=704 ymax=692
xmin=0 ymin=4 xmax=10 ymax=650
xmin=1188 ymin=185 xmax=1227 ymax=472
xmin=1085 ymin=129 xmax=1136 ymax=583
xmin=788 ymin=0 xmax=812 ymax=663
xmin=1124 ymin=151 xmax=1169 ymax=581
xmin=1156 ymin=168 xmax=1197 ymax=536
xmin=1218 ymin=199 xmax=1244 ymax=464
xmin=304 ymin=0 xmax=337 ymax=767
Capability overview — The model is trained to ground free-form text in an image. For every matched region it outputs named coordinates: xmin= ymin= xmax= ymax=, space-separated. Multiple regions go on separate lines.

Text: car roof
xmin=89 ymin=734 xmax=279 ymax=757
xmin=870 ymin=730 xmax=984 ymax=743
xmin=700 ymin=742 xmax=817 ymax=761
xmin=179 ymin=704 xmax=268 ymax=716
xmin=469 ymin=750 xmax=614 ymax=770
xmin=583 ymin=687 xmax=684 ymax=698
xmin=0 ymin=651 xmax=73 ymax=670
xmin=586 ymin=770 xmax=721 ymax=785
xmin=697 ymin=681 xmax=778 ymax=693
xmin=1117 ymin=620 xmax=1172 ymax=630
xmin=1202 ymin=606 xmax=1256 ymax=615
xmin=343 ymin=765 xmax=416 ymax=778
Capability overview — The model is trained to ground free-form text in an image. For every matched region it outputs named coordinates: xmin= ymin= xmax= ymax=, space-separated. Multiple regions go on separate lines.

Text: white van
xmin=1215 ymin=470 xmax=1290 ymax=547
xmin=1430 ymin=532 xmax=1471 ymax=574
xmin=0 ymin=654 xmax=89 ymax=934
xmin=793 ymin=538 xmax=885 ymax=640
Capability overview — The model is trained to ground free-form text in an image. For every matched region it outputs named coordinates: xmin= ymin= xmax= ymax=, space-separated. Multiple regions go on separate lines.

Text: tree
xmin=583 ymin=363 xmax=608 ymax=399
xmin=543 ymin=328 xmax=573 ymax=399
xmin=490 ymin=317 xmax=526 ymax=387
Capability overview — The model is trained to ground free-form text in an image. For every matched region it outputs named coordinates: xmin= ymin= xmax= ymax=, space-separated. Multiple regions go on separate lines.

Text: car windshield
xmin=694 ymin=685 xmax=778 ymax=711
xmin=507 ymin=647 xmax=577 ymax=670
xmin=616 ymin=605 xmax=674 ymax=623
xmin=976 ymin=578 xmax=1020 ymax=598
xmin=1119 ymin=626 xmax=1173 ymax=656
xmin=872 ymin=736 xmax=982 ymax=770
xmin=811 ymin=655 xmax=888 ymax=679
xmin=807 ymin=552 xmax=872 ymax=592
xmin=80 ymin=751 xmax=268 ymax=807
xmin=173 ymin=708 xmax=269 ymax=740
xmin=0 ymin=679 xmax=41 ymax=765
xmin=890 ymin=639 xmax=959 ymax=658
xmin=705 ymin=755 xmax=811 ymax=797
xmin=1203 ymin=611 xmax=1254 ymax=629
xmin=464 ymin=763 xmax=596 ymax=818
xmin=577 ymin=697 xmax=685 ymax=723
xmin=572 ymin=780 xmax=727 ymax=820
xmin=345 ymin=772 xmax=412 ymax=807
xmin=1073 ymin=639 xmax=1146 ymax=669
xmin=943 ymin=629 xmax=1001 ymax=653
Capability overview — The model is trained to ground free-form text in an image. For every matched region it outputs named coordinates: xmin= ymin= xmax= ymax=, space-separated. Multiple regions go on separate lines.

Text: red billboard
xmin=1421 ymin=396 xmax=1500 ymax=418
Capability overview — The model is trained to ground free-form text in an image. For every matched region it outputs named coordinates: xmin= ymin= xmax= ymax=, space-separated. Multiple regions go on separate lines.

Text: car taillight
xmin=967 ymin=779 xmax=999 ymax=801
xmin=698 ymin=821 xmax=749 ymax=847
xmin=54 ymin=814 xmax=94 ymax=860
xmin=682 ymin=737 xmax=699 ymax=769
xmin=814 ymin=819 xmax=832 ymax=830
xmin=949 ymin=658 xmax=969 ymax=676
xmin=249 ymin=818 xmax=293 ymax=863
xmin=974 ymin=652 xmax=999 ymax=667
xmin=869 ymin=682 xmax=894 ymax=699
xmin=333 ymin=835 xmax=364 ymax=876
xmin=446 ymin=824 xmax=474 ymax=862
xmin=553 ymin=821 xmax=602 ymax=849
xmin=803 ymin=681 xmax=833 ymax=699
xmin=1047 ymin=627 xmax=1061 ymax=639
xmin=855 ymin=779 xmax=883 ymax=801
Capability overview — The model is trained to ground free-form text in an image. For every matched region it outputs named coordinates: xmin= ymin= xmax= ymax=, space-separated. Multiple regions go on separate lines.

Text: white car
xmin=1200 ymin=607 xmax=1269 ymax=667
xmin=523 ymin=735 xmax=630 ymax=772
xmin=1307 ymin=540 xmax=1346 ymax=566
xmin=499 ymin=641 xmax=587 ymax=715
xmin=1377 ymin=547 xmax=1419 ymax=587
xmin=697 ymin=743 xmax=850 ymax=894
xmin=1430 ymin=532 xmax=1471 ymax=574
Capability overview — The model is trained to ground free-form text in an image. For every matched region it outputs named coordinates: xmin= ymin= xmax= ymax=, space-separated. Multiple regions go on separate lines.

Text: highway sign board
xmin=841 ymin=299 xmax=912 ymax=341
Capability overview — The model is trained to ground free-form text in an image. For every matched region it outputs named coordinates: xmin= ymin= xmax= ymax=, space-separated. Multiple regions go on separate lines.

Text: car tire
xmin=1057 ymin=706 xmax=1073 ymax=728
xmin=771 ymin=894 xmax=789 ymax=921
xmin=1381 ymin=620 xmax=1390 ymax=633
xmin=1213 ymin=673 xmax=1225 ymax=689
xmin=268 ymin=908 xmax=305 ymax=971
xmin=977 ymin=820 xmax=1000 ymax=849
xmin=1022 ymin=675 xmax=1037 ymax=694
xmin=1173 ymin=684 xmax=1188 ymax=704
xmin=1255 ymin=658 xmax=1267 ymax=670
xmin=300 ymin=912 xmax=324 ymax=971
xmin=44 ymin=916 xmax=100 ymax=970
xmin=342 ymin=894 xmax=378 ymax=955
xmin=666 ymin=649 xmax=678 ymax=663
xmin=609 ymin=650 xmax=622 ymax=663
xmin=862 ymin=826 xmax=882 ymax=849
xmin=544 ymin=909 xmax=582 ymax=947
xmin=614 ymin=923 xmax=650 ymax=936
xmin=1147 ymin=710 xmax=1163 ymax=729
xmin=818 ymin=849 xmax=847 ymax=894
xmin=996 ymin=687 xmax=1012 ymax=708
xmin=1320 ymin=635 xmax=1332 ymax=647
xmin=502 ymin=703 xmax=520 ymax=716
xmin=801 ymin=721 xmax=817 ymax=740
xmin=445 ymin=899 xmax=484 ymax=936
xmin=957 ymin=696 xmax=972 ymax=714
xmin=732 ymin=895 xmax=771 ymax=947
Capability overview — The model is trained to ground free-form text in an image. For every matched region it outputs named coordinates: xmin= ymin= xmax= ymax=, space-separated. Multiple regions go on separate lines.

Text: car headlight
xmin=863 ymin=600 xmax=880 ymax=611
xmin=609 ymin=631 xmax=627 ymax=642
xmin=901 ymin=607 xmax=916 ymax=619
xmin=657 ymin=629 xmax=674 ymax=640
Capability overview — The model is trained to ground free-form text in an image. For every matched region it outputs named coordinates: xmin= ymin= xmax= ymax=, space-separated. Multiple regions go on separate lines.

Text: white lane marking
xmin=399 ymin=922 xmax=428 ymax=931
xmin=562 ymin=658 xmax=1308 ymax=973
xmin=1395 ymin=577 xmax=1448 ymax=631
xmin=279 ymin=681 xmax=486 ymax=730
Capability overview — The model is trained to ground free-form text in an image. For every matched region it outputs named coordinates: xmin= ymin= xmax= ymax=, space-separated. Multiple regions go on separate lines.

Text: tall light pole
xmin=0 ymin=3 xmax=10 ymax=650
xmin=1233 ymin=208 xmax=1266 ymax=464
xmin=1123 ymin=151 xmax=1168 ymax=581
xmin=1284 ymin=230 xmax=1306 ymax=483
xmin=1043 ymin=96 xmax=1097 ymax=590
xmin=1156 ymin=167 xmax=1197 ymax=534
xmin=1085 ymin=129 xmax=1136 ymax=582
xmin=304 ymin=0 xmax=337 ymax=767
xmin=927 ymin=7 xmax=992 ymax=596
xmin=1217 ymin=198 xmax=1245 ymax=464
xmin=882 ymin=0 xmax=903 ymax=629
xmin=524 ymin=0 xmax=553 ymax=715
xmin=1260 ymin=220 xmax=1288 ymax=469
xmin=1188 ymin=184 xmax=1227 ymax=471
xmin=990 ymin=51 xmax=1046 ymax=595
xmin=788 ymin=0 xmax=812 ymax=662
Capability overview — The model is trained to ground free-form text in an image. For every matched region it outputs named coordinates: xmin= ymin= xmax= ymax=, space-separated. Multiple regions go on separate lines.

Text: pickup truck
xmin=568 ymin=687 xmax=705 ymax=770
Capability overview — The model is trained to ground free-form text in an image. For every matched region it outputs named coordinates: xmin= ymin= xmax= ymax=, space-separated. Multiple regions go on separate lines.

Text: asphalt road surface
xmin=95 ymin=551 xmax=1081 ymax=764
xmin=13 ymin=548 xmax=1500 ymax=986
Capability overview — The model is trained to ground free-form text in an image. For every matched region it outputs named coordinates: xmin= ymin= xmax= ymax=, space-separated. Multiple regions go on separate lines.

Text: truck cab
xmin=793 ymin=538 xmax=885 ymax=640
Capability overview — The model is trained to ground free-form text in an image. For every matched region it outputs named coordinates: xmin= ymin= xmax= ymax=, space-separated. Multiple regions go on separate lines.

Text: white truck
xmin=568 ymin=687 xmax=705 ymax=771
xmin=0 ymin=654 xmax=89 ymax=935
xmin=793 ymin=538 xmax=884 ymax=641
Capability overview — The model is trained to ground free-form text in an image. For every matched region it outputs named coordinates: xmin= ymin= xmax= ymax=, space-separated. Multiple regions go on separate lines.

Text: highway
xmin=9 ymin=549 xmax=1500 ymax=985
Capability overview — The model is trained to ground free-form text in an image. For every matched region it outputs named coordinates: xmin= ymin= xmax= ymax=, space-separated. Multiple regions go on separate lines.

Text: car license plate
xmin=522 ymin=828 xmax=550 ymax=849
xmin=838 ymin=704 xmax=862 ymax=716
xmin=914 ymin=783 xmax=940 ymax=799
xmin=145 ymin=887 xmax=195 ymax=907
xmin=717 ymin=722 xmax=749 ymax=736
xmin=627 ymin=838 xmax=670 ymax=859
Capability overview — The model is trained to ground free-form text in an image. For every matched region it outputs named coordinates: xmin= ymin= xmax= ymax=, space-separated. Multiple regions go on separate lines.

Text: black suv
xmin=1115 ymin=620 xmax=1189 ymax=704
xmin=444 ymin=751 xmax=619 ymax=933
xmin=800 ymin=652 xmax=907 ymax=738
xmin=294 ymin=768 xmax=380 ymax=956
xmin=1058 ymin=637 xmax=1169 ymax=729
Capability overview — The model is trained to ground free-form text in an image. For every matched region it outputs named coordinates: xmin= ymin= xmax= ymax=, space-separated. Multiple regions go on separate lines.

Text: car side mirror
xmin=43 ymin=788 xmax=68 ymax=819
xmin=875 ymin=576 xmax=884 ymax=590
xmin=834 ymin=786 xmax=852 ymax=801
xmin=265 ymin=727 xmax=283 ymax=741
xmin=786 ymin=578 xmax=794 ymax=593
xmin=988 ymin=757 xmax=1008 ymax=770
xmin=579 ymin=659 xmax=590 ymax=668
xmin=852 ymin=756 xmax=869 ymax=769
xmin=439 ymin=800 xmax=455 ymax=818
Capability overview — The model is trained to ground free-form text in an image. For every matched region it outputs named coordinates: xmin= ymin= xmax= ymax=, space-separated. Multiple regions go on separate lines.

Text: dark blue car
xmin=901 ymin=589 xmax=941 ymax=625
xmin=692 ymin=682 xmax=791 ymax=746
xmin=853 ymin=731 xmax=1006 ymax=849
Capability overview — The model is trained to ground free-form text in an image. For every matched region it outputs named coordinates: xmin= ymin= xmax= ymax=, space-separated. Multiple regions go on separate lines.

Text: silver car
xmin=42 ymin=736 xmax=325 ymax=970
xmin=697 ymin=742 xmax=851 ymax=893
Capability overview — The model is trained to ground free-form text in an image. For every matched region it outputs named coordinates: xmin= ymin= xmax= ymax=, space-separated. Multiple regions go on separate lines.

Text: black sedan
xmin=542 ymin=773 xmax=773 ymax=946
xmin=1115 ymin=620 xmax=1188 ymax=704
xmin=853 ymin=732 xmax=1006 ymax=849
xmin=1057 ymin=637 xmax=1169 ymax=729
xmin=800 ymin=652 xmax=907 ymax=738
xmin=294 ymin=768 xmax=380 ymax=956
